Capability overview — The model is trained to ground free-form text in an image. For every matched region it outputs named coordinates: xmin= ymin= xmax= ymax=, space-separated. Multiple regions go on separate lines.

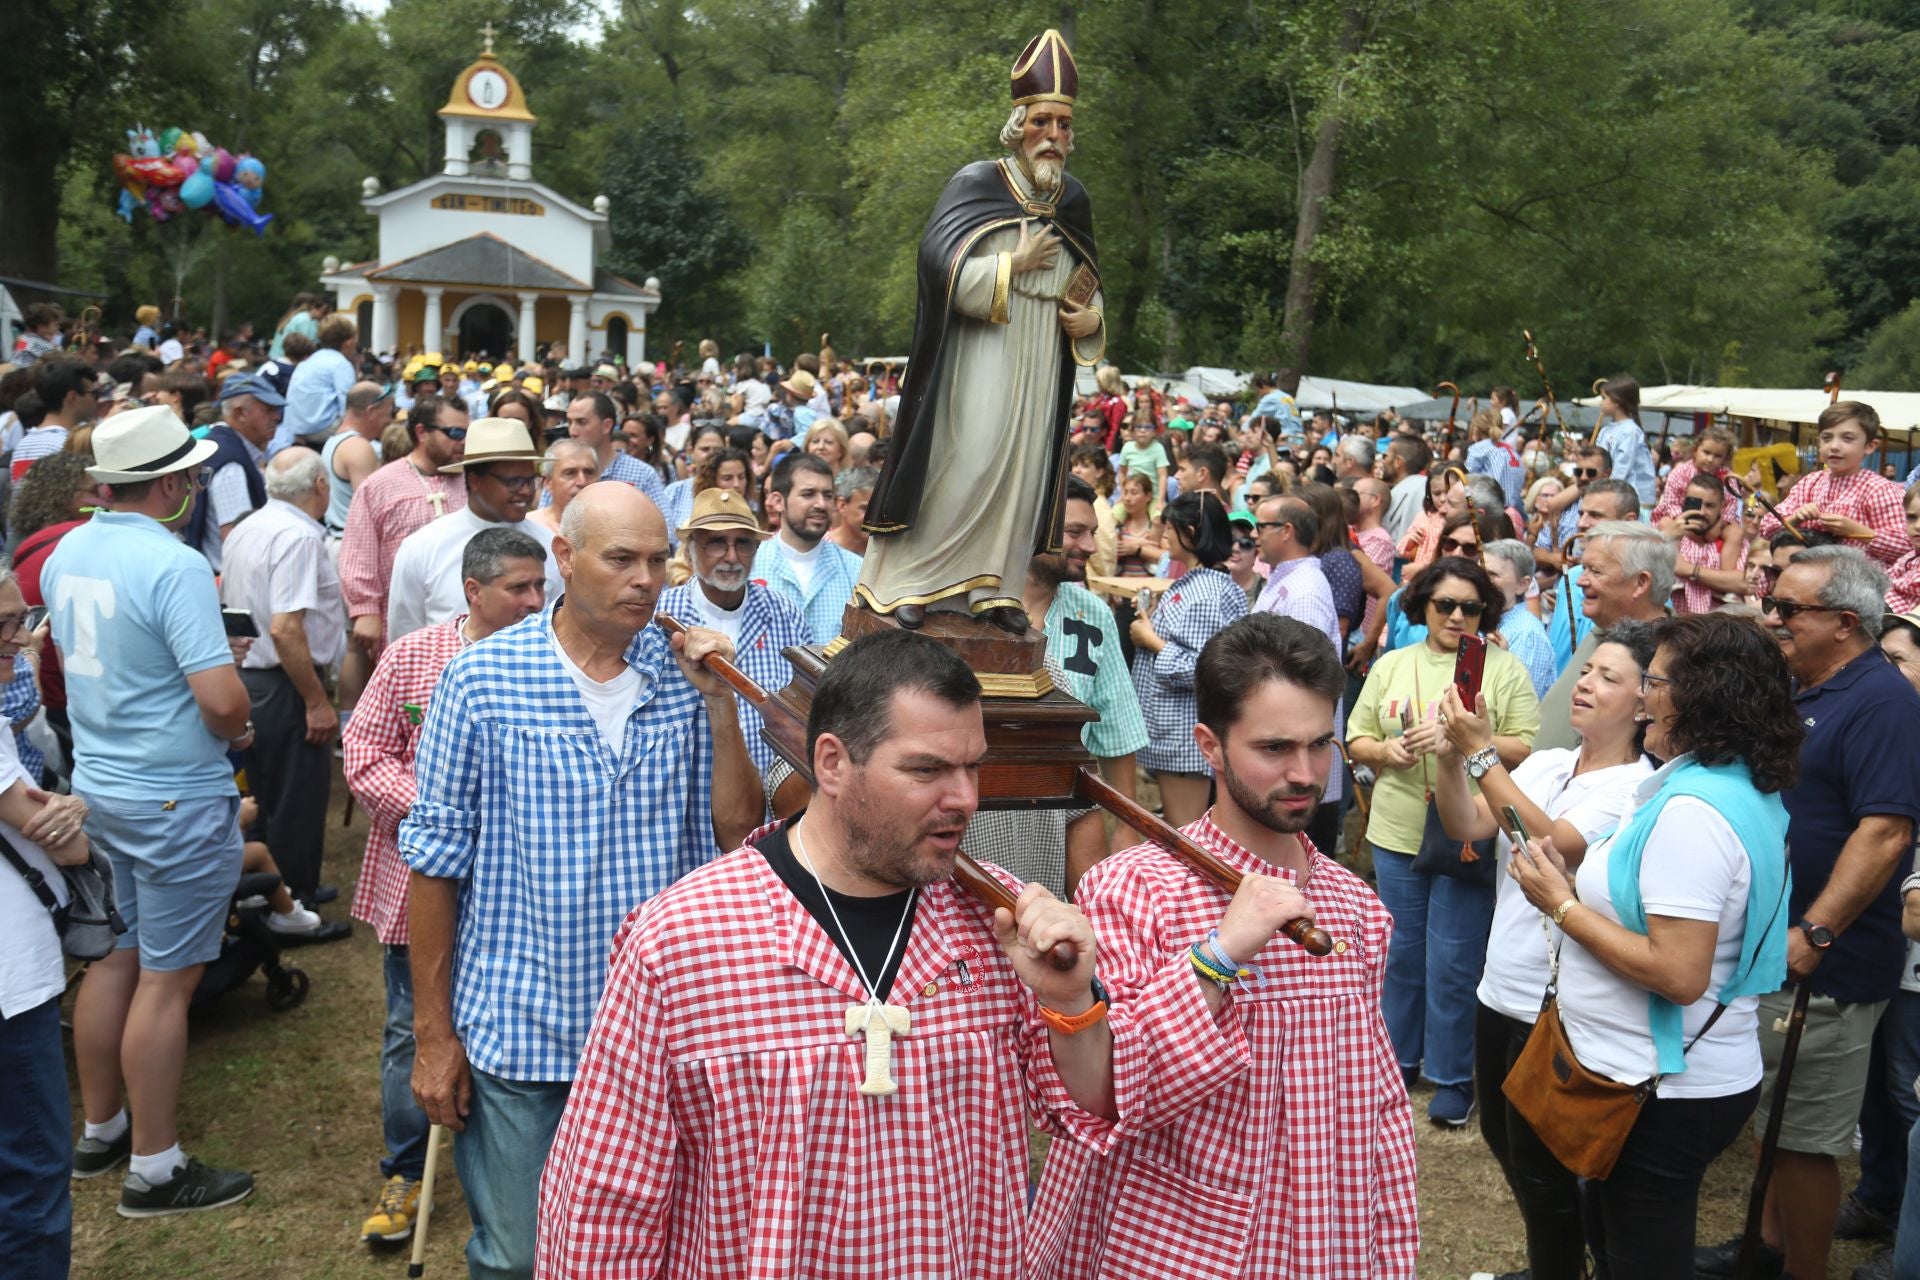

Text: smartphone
xmin=221 ymin=608 xmax=260 ymax=639
xmin=1453 ymin=632 xmax=1487 ymax=707
xmin=1501 ymin=804 xmax=1534 ymax=854
xmin=1681 ymin=495 xmax=1705 ymax=513
xmin=1134 ymin=588 xmax=1154 ymax=616
xmin=23 ymin=605 xmax=46 ymax=633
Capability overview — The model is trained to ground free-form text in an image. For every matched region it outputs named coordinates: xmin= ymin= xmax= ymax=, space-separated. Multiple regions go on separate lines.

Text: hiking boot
xmin=1428 ymin=1081 xmax=1475 ymax=1128
xmin=117 ymin=1157 xmax=254 ymax=1218
xmin=1694 ymin=1235 xmax=1784 ymax=1278
xmin=72 ymin=1121 xmax=132 ymax=1180
xmin=1836 ymin=1193 xmax=1895 ymax=1242
xmin=361 ymin=1174 xmax=423 ymax=1243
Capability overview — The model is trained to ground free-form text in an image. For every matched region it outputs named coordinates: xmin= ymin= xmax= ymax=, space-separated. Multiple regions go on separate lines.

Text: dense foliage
xmin=8 ymin=0 xmax=1917 ymax=390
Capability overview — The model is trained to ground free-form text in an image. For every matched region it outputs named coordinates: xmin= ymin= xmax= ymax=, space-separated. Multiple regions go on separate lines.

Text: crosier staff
xmin=1521 ymin=329 xmax=1564 ymax=443
xmin=1436 ymin=380 xmax=1460 ymax=455
xmin=654 ymin=614 xmax=1335 ymax=959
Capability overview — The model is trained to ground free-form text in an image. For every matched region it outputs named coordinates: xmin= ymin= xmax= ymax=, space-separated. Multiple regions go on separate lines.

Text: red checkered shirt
xmin=344 ymin=618 xmax=467 ymax=945
xmin=1028 ymin=813 xmax=1419 ymax=1280
xmin=337 ymin=457 xmax=466 ymax=623
xmin=1672 ymin=531 xmax=1747 ymax=616
xmin=1355 ymin=525 xmax=1397 ymax=641
xmin=1889 ymin=551 xmax=1920 ymax=613
xmin=537 ymin=829 xmax=1118 ymax=1279
xmin=1758 ymin=468 xmax=1909 ymax=567
xmin=1650 ymin=460 xmax=1740 ymax=526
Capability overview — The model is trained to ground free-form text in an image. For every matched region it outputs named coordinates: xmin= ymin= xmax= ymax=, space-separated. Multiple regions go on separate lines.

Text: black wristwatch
xmin=1797 ymin=920 xmax=1835 ymax=950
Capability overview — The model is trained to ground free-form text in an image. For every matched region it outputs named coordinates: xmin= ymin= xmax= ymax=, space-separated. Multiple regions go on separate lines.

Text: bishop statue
xmin=855 ymin=30 xmax=1106 ymax=635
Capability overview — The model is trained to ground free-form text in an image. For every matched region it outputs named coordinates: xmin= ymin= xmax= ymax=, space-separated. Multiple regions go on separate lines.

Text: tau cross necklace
xmin=791 ymin=821 xmax=917 ymax=1098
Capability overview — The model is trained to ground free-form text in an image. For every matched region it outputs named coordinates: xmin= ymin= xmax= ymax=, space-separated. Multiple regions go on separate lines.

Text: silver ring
xmin=1437 ymin=713 xmax=1448 ymax=726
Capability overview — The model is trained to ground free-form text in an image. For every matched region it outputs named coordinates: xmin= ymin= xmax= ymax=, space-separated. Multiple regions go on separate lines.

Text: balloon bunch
xmin=111 ymin=124 xmax=273 ymax=236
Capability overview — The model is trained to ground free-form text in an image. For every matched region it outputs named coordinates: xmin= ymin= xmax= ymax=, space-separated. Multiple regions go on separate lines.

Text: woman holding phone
xmin=1347 ymin=555 xmax=1541 ymax=1127
xmin=1505 ymin=613 xmax=1801 ymax=1277
xmin=1431 ymin=622 xmax=1657 ymax=1280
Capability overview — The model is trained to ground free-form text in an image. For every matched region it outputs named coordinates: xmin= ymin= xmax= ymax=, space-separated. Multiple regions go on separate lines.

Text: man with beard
xmin=1021 ymin=475 xmax=1147 ymax=869
xmin=856 ymin=30 xmax=1106 ymax=634
xmin=538 ymin=629 xmax=1135 ymax=1278
xmin=656 ymin=488 xmax=811 ymax=779
xmin=1032 ymin=614 xmax=1418 ymax=1279
xmin=751 ymin=452 xmax=862 ymax=646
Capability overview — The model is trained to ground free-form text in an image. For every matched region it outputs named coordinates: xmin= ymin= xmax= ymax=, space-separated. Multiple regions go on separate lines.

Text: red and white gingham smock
xmin=536 ymin=832 xmax=1120 ymax=1279
xmin=343 ymin=617 xmax=466 ymax=945
xmin=1028 ymin=814 xmax=1420 ymax=1280
xmin=1758 ymin=467 xmax=1909 ymax=567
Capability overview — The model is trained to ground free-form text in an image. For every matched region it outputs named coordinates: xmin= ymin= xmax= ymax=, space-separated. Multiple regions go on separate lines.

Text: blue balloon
xmin=211 ymin=180 xmax=272 ymax=235
xmin=116 ymin=189 xmax=139 ymax=222
xmin=179 ymin=170 xmax=215 ymax=209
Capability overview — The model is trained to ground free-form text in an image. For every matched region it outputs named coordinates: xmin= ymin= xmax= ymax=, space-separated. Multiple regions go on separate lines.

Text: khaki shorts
xmin=1752 ymin=989 xmax=1888 ymax=1156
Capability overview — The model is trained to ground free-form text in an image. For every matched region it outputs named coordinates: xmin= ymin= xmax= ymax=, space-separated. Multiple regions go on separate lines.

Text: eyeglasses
xmin=430 ymin=425 xmax=470 ymax=441
xmin=1760 ymin=595 xmax=1849 ymax=622
xmin=475 ymin=470 xmax=540 ymax=493
xmin=1429 ymin=596 xmax=1486 ymax=619
xmin=1233 ymin=536 xmax=1256 ymax=550
xmin=1640 ymin=671 xmax=1675 ymax=694
xmin=1574 ymin=467 xmax=1603 ymax=479
xmin=1255 ymin=520 xmax=1292 ymax=533
xmin=0 ymin=614 xmax=29 ymax=641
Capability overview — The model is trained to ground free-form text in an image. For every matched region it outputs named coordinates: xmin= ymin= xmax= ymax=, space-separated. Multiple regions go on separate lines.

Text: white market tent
xmin=1075 ymin=364 xmax=1427 ymax=416
xmin=1574 ymin=384 xmax=1920 ymax=432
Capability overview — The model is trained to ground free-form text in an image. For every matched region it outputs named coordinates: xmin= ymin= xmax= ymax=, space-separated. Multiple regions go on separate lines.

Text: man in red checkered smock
xmin=1029 ymin=614 xmax=1419 ymax=1279
xmin=539 ymin=629 xmax=1164 ymax=1278
xmin=342 ymin=526 xmax=548 ymax=1248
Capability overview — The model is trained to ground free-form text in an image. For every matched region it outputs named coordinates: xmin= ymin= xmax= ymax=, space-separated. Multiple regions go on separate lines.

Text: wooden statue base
xmin=757 ymin=607 xmax=1096 ymax=809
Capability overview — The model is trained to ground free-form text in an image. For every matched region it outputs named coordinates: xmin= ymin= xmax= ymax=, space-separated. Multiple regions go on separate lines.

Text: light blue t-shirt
xmin=44 ymin=511 xmax=239 ymax=801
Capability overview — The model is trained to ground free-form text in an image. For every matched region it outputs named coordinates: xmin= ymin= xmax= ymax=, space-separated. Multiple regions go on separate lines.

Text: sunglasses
xmin=1574 ymin=467 xmax=1603 ymax=479
xmin=1233 ymin=536 xmax=1256 ymax=551
xmin=1760 ymin=595 xmax=1848 ymax=622
xmin=1440 ymin=538 xmax=1479 ymax=557
xmin=1429 ymin=596 xmax=1486 ymax=619
xmin=430 ymin=425 xmax=470 ymax=441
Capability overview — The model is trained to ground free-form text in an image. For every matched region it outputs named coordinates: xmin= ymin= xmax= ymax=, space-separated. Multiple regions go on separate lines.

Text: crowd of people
xmin=4 ymin=294 xmax=1920 ymax=1280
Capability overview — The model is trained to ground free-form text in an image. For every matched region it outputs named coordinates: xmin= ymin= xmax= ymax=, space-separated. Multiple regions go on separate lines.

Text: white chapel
xmin=319 ymin=26 xmax=660 ymax=367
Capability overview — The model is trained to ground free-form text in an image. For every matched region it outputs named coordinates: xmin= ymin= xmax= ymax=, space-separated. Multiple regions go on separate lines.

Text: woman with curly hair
xmin=1507 ymin=612 xmax=1802 ymax=1278
xmin=11 ymin=450 xmax=98 ymax=773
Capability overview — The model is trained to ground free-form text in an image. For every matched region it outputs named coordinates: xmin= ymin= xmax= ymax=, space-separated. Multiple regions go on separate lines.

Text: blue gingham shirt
xmin=750 ymin=536 xmax=863 ymax=647
xmin=1499 ymin=603 xmax=1557 ymax=699
xmin=1252 ymin=558 xmax=1344 ymax=804
xmin=1594 ymin=419 xmax=1657 ymax=507
xmin=1043 ymin=582 xmax=1148 ymax=760
xmin=599 ymin=449 xmax=667 ymax=507
xmin=398 ymin=601 xmax=719 ymax=1081
xmin=657 ymin=581 xmax=812 ymax=778
xmin=1533 ymin=502 xmax=1579 ymax=556
xmin=1133 ymin=567 xmax=1248 ymax=776
xmin=659 ymin=477 xmax=694 ymax=547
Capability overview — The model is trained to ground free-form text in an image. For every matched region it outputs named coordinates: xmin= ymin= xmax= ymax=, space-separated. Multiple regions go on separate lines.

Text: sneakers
xmin=267 ymin=902 xmax=325 ymax=935
xmin=361 ymin=1175 xmax=424 ymax=1243
xmin=1428 ymin=1081 xmax=1475 ymax=1128
xmin=117 ymin=1157 xmax=254 ymax=1218
xmin=73 ymin=1122 xmax=133 ymax=1180
xmin=1836 ymin=1193 xmax=1896 ymax=1242
xmin=1694 ymin=1234 xmax=1784 ymax=1278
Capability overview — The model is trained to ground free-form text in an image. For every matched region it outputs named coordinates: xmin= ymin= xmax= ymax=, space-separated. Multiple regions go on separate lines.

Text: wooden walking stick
xmin=1521 ymin=330 xmax=1564 ymax=443
xmin=407 ymin=1124 xmax=445 ymax=1278
xmin=1735 ymin=982 xmax=1812 ymax=1280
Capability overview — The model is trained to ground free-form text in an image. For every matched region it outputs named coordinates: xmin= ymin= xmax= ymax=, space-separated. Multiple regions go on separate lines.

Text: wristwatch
xmin=1039 ymin=975 xmax=1110 ymax=1036
xmin=1797 ymin=920 xmax=1835 ymax=950
xmin=1465 ymin=745 xmax=1500 ymax=780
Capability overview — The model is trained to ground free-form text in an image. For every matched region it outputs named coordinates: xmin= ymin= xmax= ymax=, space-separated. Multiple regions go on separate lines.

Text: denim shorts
xmin=80 ymin=793 xmax=243 ymax=972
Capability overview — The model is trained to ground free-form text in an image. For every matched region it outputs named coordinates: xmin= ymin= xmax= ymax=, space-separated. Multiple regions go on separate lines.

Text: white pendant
xmin=846 ymin=1004 xmax=911 ymax=1097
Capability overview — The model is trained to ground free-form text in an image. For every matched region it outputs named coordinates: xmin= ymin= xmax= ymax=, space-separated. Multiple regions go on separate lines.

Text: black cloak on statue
xmin=861 ymin=157 xmax=1099 ymax=554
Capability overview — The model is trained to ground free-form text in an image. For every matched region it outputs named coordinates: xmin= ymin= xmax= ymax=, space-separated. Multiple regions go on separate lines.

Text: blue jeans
xmin=454 ymin=1068 xmax=571 ymax=1280
xmin=1899 ymin=1117 xmax=1920 ymax=1279
xmin=0 ymin=996 xmax=71 ymax=1280
xmin=1373 ymin=844 xmax=1495 ymax=1087
xmin=380 ymin=946 xmax=431 ymax=1182
xmin=1855 ymin=988 xmax=1920 ymax=1218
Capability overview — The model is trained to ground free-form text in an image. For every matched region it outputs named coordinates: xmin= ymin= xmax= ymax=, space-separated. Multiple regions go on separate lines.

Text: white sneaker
xmin=267 ymin=902 xmax=324 ymax=935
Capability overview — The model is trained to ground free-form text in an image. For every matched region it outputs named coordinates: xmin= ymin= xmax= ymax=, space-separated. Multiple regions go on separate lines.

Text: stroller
xmin=190 ymin=871 xmax=311 ymax=1013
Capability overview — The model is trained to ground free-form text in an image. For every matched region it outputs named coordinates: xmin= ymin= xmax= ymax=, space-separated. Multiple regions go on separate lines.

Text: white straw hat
xmin=86 ymin=405 xmax=219 ymax=485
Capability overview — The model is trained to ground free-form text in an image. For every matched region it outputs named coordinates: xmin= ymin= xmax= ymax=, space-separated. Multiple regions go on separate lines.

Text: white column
xmin=421 ymin=287 xmax=445 ymax=354
xmin=567 ymin=297 xmax=588 ymax=367
xmin=632 ymin=306 xmax=649 ymax=366
xmin=517 ymin=291 xmax=539 ymax=363
xmin=371 ymin=285 xmax=398 ymax=357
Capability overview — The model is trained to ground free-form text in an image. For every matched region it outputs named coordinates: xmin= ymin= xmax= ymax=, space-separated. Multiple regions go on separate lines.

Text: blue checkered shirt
xmin=1133 ymin=567 xmax=1248 ymax=775
xmin=1043 ymin=582 xmax=1148 ymax=761
xmin=1499 ymin=603 xmax=1558 ymax=699
xmin=750 ymin=536 xmax=862 ymax=647
xmin=599 ymin=450 xmax=666 ymax=507
xmin=657 ymin=581 xmax=812 ymax=778
xmin=398 ymin=601 xmax=719 ymax=1081
xmin=659 ymin=478 xmax=694 ymax=547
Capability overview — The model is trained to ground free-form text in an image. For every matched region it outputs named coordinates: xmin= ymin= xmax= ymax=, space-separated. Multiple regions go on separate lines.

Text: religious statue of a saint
xmin=854 ymin=29 xmax=1105 ymax=634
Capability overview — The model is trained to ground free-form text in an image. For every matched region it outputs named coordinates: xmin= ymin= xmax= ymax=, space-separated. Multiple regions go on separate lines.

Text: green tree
xmin=601 ymin=121 xmax=753 ymax=344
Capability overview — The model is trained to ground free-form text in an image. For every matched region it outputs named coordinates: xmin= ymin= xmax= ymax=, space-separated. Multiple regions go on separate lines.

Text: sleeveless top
xmin=320 ymin=431 xmax=377 ymax=535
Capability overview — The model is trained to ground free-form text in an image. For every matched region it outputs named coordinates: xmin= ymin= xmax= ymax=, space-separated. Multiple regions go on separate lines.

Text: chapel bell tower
xmin=438 ymin=22 xmax=536 ymax=181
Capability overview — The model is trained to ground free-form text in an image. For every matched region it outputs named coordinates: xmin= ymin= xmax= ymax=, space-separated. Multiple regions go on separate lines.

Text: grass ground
xmin=64 ymin=767 xmax=1883 ymax=1278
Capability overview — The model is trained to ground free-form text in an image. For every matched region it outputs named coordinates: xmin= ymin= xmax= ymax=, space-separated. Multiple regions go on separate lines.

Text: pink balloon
xmin=211 ymin=148 xmax=236 ymax=183
xmin=174 ymin=153 xmax=198 ymax=177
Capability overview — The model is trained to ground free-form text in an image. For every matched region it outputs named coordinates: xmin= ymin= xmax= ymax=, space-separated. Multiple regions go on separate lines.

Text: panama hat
xmin=780 ymin=369 xmax=818 ymax=399
xmin=677 ymin=488 xmax=770 ymax=543
xmin=593 ymin=362 xmax=620 ymax=382
xmin=87 ymin=404 xmax=219 ymax=485
xmin=438 ymin=418 xmax=543 ymax=474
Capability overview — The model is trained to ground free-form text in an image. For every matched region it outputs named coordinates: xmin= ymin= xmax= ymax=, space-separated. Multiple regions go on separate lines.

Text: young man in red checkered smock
xmin=1030 ymin=614 xmax=1420 ymax=1279
xmin=1756 ymin=401 xmax=1910 ymax=569
xmin=538 ymin=629 xmax=1149 ymax=1279
xmin=342 ymin=526 xmax=549 ymax=1248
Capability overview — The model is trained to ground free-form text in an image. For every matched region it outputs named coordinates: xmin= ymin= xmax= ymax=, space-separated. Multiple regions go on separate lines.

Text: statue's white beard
xmin=1030 ymin=155 xmax=1065 ymax=190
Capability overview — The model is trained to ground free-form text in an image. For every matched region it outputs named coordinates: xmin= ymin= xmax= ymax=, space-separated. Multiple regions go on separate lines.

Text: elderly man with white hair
xmin=1484 ymin=538 xmax=1556 ymax=698
xmin=1333 ymin=433 xmax=1376 ymax=482
xmin=1534 ymin=519 xmax=1673 ymax=751
xmin=220 ymin=445 xmax=347 ymax=908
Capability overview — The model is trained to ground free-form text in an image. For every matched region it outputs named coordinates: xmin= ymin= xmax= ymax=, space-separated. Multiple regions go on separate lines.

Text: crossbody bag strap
xmin=0 ymin=832 xmax=59 ymax=915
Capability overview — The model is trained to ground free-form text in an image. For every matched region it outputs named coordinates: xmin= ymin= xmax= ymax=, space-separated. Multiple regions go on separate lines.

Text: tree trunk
xmin=1276 ymin=6 xmax=1362 ymax=396
xmin=211 ymin=249 xmax=230 ymax=341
